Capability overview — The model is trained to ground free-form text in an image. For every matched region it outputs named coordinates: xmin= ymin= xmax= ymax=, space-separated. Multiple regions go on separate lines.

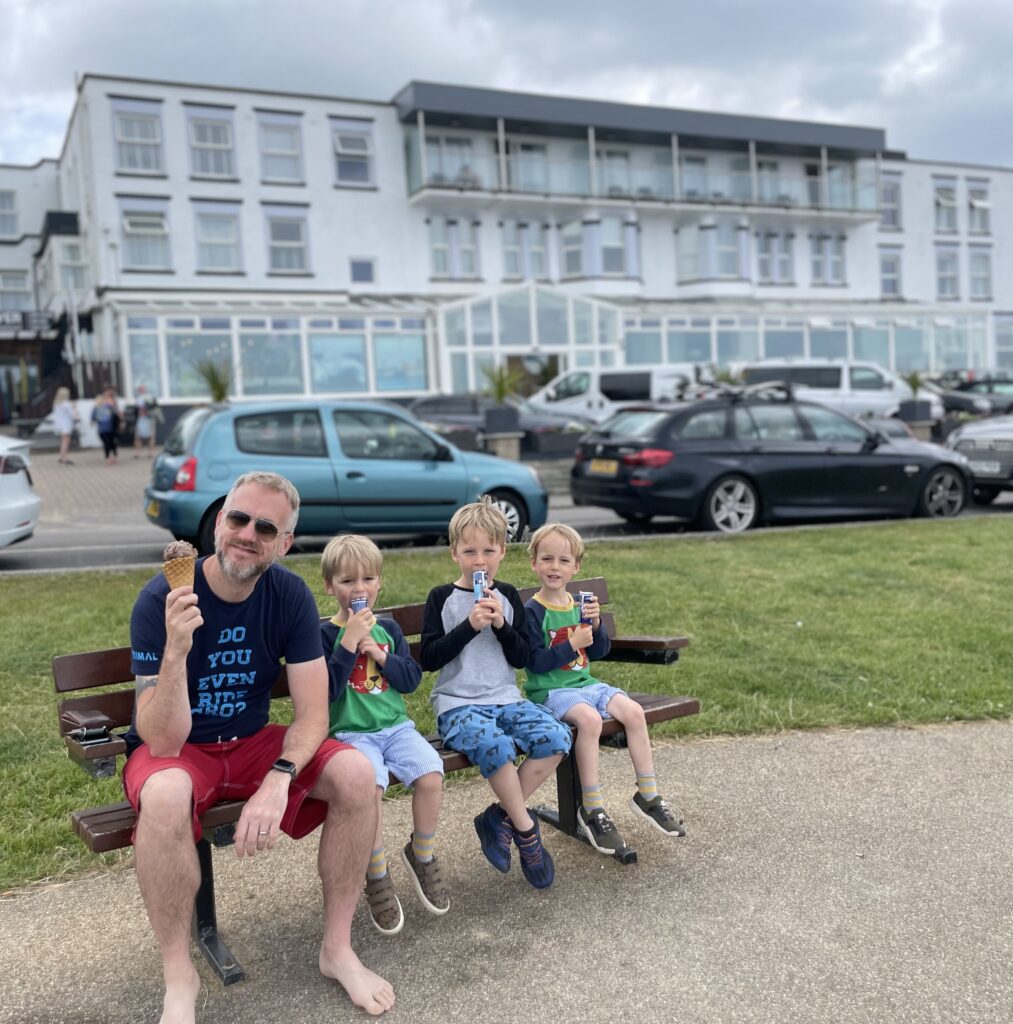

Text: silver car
xmin=946 ymin=415 xmax=1013 ymax=504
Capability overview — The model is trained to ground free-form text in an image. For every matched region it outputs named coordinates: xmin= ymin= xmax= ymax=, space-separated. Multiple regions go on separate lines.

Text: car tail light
xmin=173 ymin=456 xmax=197 ymax=491
xmin=574 ymin=449 xmax=586 ymax=464
xmin=621 ymin=448 xmax=674 ymax=469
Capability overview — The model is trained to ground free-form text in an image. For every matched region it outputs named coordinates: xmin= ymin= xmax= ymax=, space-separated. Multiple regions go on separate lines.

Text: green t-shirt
xmin=524 ymin=596 xmax=595 ymax=705
xmin=328 ymin=619 xmax=410 ymax=734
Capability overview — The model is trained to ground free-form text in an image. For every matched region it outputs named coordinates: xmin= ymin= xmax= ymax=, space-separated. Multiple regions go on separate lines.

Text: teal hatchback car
xmin=144 ymin=401 xmax=548 ymax=553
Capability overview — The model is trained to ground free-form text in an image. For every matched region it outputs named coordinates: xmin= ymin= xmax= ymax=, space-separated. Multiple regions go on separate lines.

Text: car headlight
xmin=972 ymin=398 xmax=991 ymax=413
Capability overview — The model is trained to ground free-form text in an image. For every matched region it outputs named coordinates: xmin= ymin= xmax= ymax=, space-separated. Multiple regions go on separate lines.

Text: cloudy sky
xmin=1 ymin=0 xmax=1010 ymax=167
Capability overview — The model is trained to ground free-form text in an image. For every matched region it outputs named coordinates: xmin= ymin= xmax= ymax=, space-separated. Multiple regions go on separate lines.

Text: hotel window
xmin=810 ymin=235 xmax=844 ymax=285
xmin=968 ymin=183 xmax=991 ymax=234
xmin=0 ymin=191 xmax=16 ymax=236
xmin=430 ymin=218 xmax=450 ymax=277
xmin=756 ymin=160 xmax=780 ymax=202
xmin=676 ymin=225 xmax=699 ymax=281
xmin=258 ymin=112 xmax=303 ymax=183
xmin=757 ymin=233 xmax=793 ymax=283
xmin=879 ymin=249 xmax=902 ymax=297
xmin=828 ymin=237 xmax=845 ymax=284
xmin=502 ymin=221 xmax=521 ymax=277
xmin=426 ymin=136 xmax=479 ymax=186
xmin=601 ymin=216 xmax=626 ymax=274
xmin=969 ymin=249 xmax=992 ymax=299
xmin=599 ymin=149 xmax=631 ymax=196
xmin=187 ymin=107 xmax=235 ymax=178
xmin=59 ymin=242 xmax=87 ymax=289
xmin=934 ymin=181 xmax=957 ymax=232
xmin=194 ymin=204 xmax=242 ymax=272
xmin=121 ymin=203 xmax=171 ymax=270
xmin=880 ymin=174 xmax=902 ymax=229
xmin=265 ymin=208 xmax=309 ymax=272
xmin=527 ymin=224 xmax=547 ymax=278
xmin=428 ymin=216 xmax=479 ymax=279
xmin=112 ymin=99 xmax=164 ymax=174
xmin=0 ymin=271 xmax=30 ymax=310
xmin=331 ymin=119 xmax=374 ymax=186
xmin=681 ymin=156 xmax=707 ymax=198
xmin=560 ymin=220 xmax=583 ymax=277
xmin=457 ymin=220 xmax=478 ymax=277
xmin=716 ymin=221 xmax=738 ymax=277
xmin=936 ymin=248 xmax=959 ymax=299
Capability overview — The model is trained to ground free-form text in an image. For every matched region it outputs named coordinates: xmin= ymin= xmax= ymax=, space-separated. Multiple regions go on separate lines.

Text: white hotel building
xmin=0 ymin=74 xmax=1010 ymax=420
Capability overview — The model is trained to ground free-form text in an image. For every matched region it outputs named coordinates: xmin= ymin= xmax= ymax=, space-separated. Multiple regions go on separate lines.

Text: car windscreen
xmin=163 ymin=407 xmax=215 ymax=455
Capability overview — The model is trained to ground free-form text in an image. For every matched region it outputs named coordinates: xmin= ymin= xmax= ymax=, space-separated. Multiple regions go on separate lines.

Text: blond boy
xmin=321 ymin=534 xmax=448 ymax=935
xmin=419 ymin=498 xmax=571 ymax=888
xmin=524 ymin=523 xmax=685 ymax=855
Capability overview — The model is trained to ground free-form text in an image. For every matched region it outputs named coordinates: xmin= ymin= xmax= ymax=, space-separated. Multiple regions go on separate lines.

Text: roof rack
xmin=694 ymin=379 xmax=795 ymax=403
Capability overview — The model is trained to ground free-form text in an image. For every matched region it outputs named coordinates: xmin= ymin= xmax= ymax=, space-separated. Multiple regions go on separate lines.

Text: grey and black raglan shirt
xmin=420 ymin=581 xmax=531 ymax=720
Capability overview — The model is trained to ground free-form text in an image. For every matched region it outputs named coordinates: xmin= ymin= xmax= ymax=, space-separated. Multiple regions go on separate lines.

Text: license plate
xmin=145 ymin=499 xmax=160 ymax=517
xmin=969 ymin=460 xmax=1001 ymax=476
xmin=588 ymin=458 xmax=619 ymax=477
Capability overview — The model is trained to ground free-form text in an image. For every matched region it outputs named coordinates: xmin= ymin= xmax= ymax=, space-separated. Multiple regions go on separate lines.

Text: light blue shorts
xmin=332 ymin=720 xmax=443 ymax=790
xmin=544 ymin=682 xmax=627 ymax=722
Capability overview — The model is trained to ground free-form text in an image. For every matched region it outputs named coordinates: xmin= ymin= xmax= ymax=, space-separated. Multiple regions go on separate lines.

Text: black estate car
xmin=570 ymin=391 xmax=970 ymax=533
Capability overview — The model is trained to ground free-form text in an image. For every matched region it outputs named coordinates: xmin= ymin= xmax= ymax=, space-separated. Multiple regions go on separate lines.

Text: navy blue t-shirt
xmin=125 ymin=558 xmax=322 ymax=754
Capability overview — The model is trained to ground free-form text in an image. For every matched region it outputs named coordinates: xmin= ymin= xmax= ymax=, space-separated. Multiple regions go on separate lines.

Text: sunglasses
xmin=224 ymin=509 xmax=285 ymax=540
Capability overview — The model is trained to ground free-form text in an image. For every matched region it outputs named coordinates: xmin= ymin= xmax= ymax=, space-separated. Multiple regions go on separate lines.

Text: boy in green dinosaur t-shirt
xmin=524 ymin=523 xmax=686 ymax=855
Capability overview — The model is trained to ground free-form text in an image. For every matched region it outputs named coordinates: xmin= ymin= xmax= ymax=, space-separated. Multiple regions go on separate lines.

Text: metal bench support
xmin=192 ymin=838 xmax=246 ymax=985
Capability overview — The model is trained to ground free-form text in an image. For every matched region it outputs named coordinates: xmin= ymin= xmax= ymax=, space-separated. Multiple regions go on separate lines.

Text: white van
xmin=528 ymin=365 xmax=697 ymax=423
xmin=739 ymin=360 xmax=944 ymax=422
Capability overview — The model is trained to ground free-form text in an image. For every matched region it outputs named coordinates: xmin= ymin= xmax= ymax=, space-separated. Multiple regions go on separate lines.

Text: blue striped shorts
xmin=332 ymin=720 xmax=444 ymax=791
xmin=544 ymin=682 xmax=626 ymax=722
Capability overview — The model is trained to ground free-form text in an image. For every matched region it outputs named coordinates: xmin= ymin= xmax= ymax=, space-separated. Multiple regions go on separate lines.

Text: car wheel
xmin=918 ymin=467 xmax=966 ymax=518
xmin=699 ymin=475 xmax=759 ymax=534
xmin=487 ymin=489 xmax=528 ymax=542
xmin=196 ymin=499 xmax=224 ymax=556
xmin=971 ymin=485 xmax=1001 ymax=506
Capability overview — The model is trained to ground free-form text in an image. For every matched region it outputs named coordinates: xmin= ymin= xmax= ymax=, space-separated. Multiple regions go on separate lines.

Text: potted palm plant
xmin=480 ymin=364 xmax=525 ymax=434
xmin=193 ymin=359 xmax=232 ymax=404
xmin=898 ymin=370 xmax=932 ymax=424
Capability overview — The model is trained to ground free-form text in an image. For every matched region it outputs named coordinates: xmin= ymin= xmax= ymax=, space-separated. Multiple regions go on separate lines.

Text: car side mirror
xmin=862 ymin=432 xmax=883 ymax=451
xmin=433 ymin=443 xmax=454 ymax=462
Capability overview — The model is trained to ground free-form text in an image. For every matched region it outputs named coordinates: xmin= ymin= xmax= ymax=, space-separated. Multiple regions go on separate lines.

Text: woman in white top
xmin=52 ymin=386 xmax=78 ymax=464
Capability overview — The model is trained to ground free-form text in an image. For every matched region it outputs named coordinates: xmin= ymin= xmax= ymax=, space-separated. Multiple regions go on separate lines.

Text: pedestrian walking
xmin=91 ymin=388 xmax=121 ymax=465
xmin=132 ymin=384 xmax=161 ymax=458
xmin=52 ymin=386 xmax=78 ymax=464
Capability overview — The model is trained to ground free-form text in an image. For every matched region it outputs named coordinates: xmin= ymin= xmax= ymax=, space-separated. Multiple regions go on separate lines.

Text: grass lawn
xmin=1 ymin=517 xmax=1008 ymax=891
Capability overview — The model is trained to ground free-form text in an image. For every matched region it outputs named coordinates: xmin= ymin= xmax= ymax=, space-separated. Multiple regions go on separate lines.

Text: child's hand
xmin=570 ymin=623 xmax=594 ymax=650
xmin=482 ymin=592 xmax=505 ymax=629
xmin=358 ymin=636 xmax=387 ymax=667
xmin=468 ymin=600 xmax=496 ymax=631
xmin=340 ymin=606 xmax=374 ymax=650
xmin=582 ymin=597 xmax=601 ymax=627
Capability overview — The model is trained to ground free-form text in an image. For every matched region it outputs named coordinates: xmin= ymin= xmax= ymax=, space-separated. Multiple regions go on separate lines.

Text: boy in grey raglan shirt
xmin=420 ymin=498 xmax=571 ymax=888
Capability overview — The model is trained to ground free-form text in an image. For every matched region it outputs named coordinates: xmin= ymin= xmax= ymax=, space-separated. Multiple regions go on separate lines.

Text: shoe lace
xmin=653 ymin=799 xmax=682 ymax=824
xmin=516 ymin=832 xmax=543 ymax=865
xmin=589 ymin=809 xmax=618 ymax=834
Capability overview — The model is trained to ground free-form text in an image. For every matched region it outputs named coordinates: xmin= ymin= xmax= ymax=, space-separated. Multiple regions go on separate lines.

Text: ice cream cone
xmin=162 ymin=554 xmax=196 ymax=589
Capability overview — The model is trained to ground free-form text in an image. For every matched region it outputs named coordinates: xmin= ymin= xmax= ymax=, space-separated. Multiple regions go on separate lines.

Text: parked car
xmin=951 ymin=377 xmax=1013 ymax=416
xmin=945 ymin=414 xmax=1013 ymax=504
xmin=408 ymin=393 xmax=591 ymax=453
xmin=145 ymin=400 xmax=548 ymax=553
xmin=571 ymin=390 xmax=970 ymax=533
xmin=0 ymin=435 xmax=42 ymax=549
xmin=922 ymin=379 xmax=992 ymax=418
xmin=739 ymin=360 xmax=945 ymax=423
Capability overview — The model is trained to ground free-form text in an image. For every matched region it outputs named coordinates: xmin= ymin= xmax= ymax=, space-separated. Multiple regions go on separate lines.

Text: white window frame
xmin=969 ymin=249 xmax=992 ymax=299
xmin=527 ymin=224 xmax=548 ymax=279
xmin=879 ymin=249 xmax=902 ymax=298
xmin=828 ymin=236 xmax=845 ymax=284
xmin=757 ymin=232 xmax=793 ymax=284
xmin=0 ymin=270 xmax=30 ymax=310
xmin=265 ymin=212 xmax=309 ymax=272
xmin=457 ymin=220 xmax=479 ymax=278
xmin=676 ymin=225 xmax=699 ymax=281
xmin=258 ymin=118 xmax=304 ymax=183
xmin=0 ymin=190 xmax=17 ymax=236
xmin=968 ymin=184 xmax=991 ymax=234
xmin=194 ymin=209 xmax=242 ymax=272
xmin=715 ymin=221 xmax=738 ymax=278
xmin=114 ymin=111 xmax=164 ymax=174
xmin=188 ymin=116 xmax=235 ymax=178
xmin=880 ymin=175 xmax=902 ymax=229
xmin=560 ymin=220 xmax=583 ymax=278
xmin=332 ymin=122 xmax=374 ymax=186
xmin=934 ymin=182 xmax=957 ymax=232
xmin=59 ymin=241 xmax=87 ymax=289
xmin=429 ymin=217 xmax=451 ymax=278
xmin=600 ymin=216 xmax=627 ymax=276
xmin=935 ymin=248 xmax=959 ymax=300
xmin=810 ymin=235 xmax=826 ymax=284
xmin=121 ymin=210 xmax=171 ymax=270
xmin=501 ymin=221 xmax=521 ymax=278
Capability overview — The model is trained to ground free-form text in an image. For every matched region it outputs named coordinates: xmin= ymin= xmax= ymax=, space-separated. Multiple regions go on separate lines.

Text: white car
xmin=0 ymin=435 xmax=42 ymax=549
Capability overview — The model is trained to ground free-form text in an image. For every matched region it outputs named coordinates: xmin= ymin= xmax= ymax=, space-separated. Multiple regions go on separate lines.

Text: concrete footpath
xmin=2 ymin=721 xmax=1010 ymax=1024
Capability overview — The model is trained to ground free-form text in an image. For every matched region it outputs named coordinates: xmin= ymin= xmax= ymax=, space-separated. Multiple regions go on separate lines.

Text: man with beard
xmin=124 ymin=472 xmax=394 ymax=1023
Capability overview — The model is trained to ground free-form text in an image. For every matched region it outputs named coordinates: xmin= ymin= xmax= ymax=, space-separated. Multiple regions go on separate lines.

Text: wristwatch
xmin=271 ymin=758 xmax=297 ymax=780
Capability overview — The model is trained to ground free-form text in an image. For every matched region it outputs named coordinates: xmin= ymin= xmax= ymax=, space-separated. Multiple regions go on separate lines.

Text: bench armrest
xmin=603 ymin=635 xmax=689 ymax=666
xmin=64 ymin=734 xmax=127 ymax=780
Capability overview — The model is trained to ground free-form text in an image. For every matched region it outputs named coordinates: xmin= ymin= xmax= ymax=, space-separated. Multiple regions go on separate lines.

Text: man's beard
xmin=215 ymin=539 xmax=272 ymax=582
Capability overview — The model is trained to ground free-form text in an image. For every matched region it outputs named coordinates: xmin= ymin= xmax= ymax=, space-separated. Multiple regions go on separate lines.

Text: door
xmin=330 ymin=408 xmax=468 ymax=530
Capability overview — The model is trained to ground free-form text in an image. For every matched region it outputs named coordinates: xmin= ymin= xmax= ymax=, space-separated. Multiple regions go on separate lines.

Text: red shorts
xmin=122 ymin=724 xmax=352 ymax=843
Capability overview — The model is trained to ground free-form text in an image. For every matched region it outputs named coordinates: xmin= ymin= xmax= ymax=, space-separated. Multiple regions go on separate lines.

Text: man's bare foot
xmin=320 ymin=947 xmax=395 ymax=1016
xmin=159 ymin=964 xmax=201 ymax=1024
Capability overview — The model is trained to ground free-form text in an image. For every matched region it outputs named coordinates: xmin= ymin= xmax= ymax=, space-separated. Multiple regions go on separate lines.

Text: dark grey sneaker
xmin=363 ymin=871 xmax=405 ymax=935
xmin=629 ymin=792 xmax=687 ymax=837
xmin=577 ymin=805 xmax=627 ymax=855
xmin=401 ymin=841 xmax=451 ymax=916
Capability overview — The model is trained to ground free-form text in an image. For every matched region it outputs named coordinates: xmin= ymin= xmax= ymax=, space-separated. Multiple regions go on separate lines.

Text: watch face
xmin=272 ymin=758 xmax=297 ymax=777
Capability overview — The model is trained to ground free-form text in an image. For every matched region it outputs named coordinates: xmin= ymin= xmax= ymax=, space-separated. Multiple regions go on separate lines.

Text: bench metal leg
xmin=534 ymin=754 xmax=638 ymax=865
xmin=192 ymin=837 xmax=246 ymax=985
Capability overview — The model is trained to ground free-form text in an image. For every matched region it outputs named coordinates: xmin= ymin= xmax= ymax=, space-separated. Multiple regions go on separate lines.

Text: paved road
xmin=2 ymin=446 xmax=1010 ymax=574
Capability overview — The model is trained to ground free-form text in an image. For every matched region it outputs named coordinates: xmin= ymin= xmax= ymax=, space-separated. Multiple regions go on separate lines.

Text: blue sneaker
xmin=474 ymin=803 xmax=512 ymax=873
xmin=513 ymin=815 xmax=554 ymax=889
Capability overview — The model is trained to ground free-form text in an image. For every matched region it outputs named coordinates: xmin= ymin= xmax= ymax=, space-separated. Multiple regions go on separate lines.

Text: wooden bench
xmin=54 ymin=576 xmax=695 ymax=984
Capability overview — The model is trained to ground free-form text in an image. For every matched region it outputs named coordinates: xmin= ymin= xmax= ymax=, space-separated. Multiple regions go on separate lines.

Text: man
xmin=125 ymin=471 xmax=394 ymax=1022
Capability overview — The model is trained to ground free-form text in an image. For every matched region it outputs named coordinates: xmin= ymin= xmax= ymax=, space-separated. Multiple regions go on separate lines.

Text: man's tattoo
xmin=135 ymin=674 xmax=159 ymax=695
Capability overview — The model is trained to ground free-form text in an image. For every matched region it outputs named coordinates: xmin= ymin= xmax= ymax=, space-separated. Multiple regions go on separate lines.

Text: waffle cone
xmin=162 ymin=555 xmax=196 ymax=590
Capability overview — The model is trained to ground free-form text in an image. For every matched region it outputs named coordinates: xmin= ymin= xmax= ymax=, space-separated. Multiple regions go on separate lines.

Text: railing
xmin=415 ymin=158 xmax=879 ymax=212
xmin=0 ymin=310 xmax=56 ymax=331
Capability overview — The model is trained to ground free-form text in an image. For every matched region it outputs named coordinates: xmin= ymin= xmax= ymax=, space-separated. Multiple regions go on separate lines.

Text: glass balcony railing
xmin=413 ymin=154 xmax=879 ymax=212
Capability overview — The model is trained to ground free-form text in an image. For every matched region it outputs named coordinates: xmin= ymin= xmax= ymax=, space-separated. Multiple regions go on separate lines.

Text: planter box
xmin=898 ymin=399 xmax=933 ymax=423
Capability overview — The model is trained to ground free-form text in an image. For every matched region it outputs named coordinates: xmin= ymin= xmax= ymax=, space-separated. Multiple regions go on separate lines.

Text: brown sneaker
xmin=363 ymin=871 xmax=404 ymax=935
xmin=401 ymin=841 xmax=451 ymax=915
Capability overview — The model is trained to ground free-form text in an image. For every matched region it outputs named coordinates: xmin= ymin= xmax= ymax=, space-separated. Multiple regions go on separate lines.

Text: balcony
xmin=409 ymin=154 xmax=879 ymax=216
